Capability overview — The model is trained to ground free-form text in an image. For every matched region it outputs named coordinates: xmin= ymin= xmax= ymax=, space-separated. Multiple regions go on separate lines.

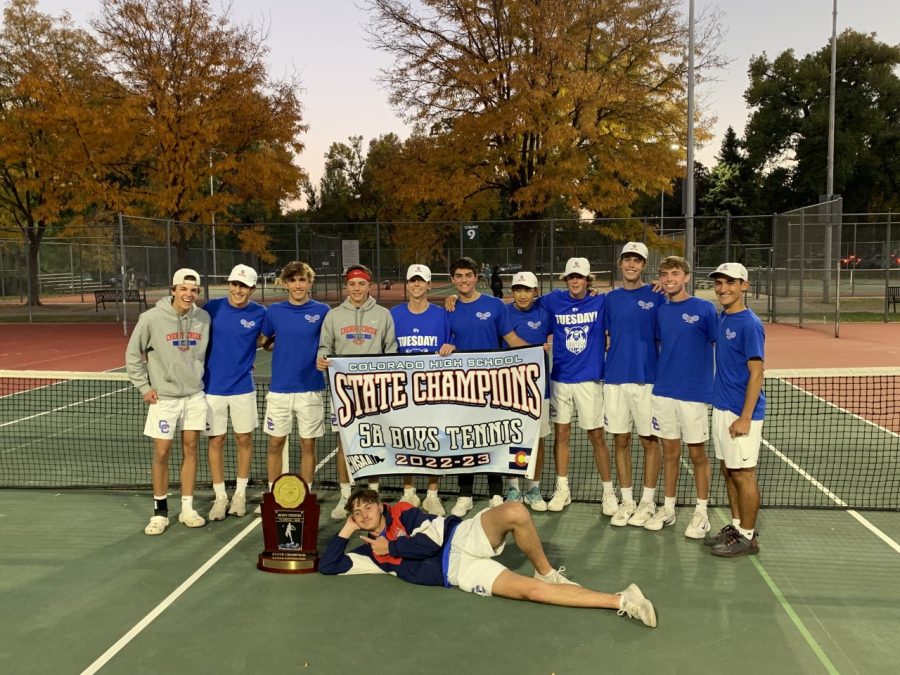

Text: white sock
xmin=235 ymin=477 xmax=249 ymax=494
xmin=641 ymin=487 xmax=656 ymax=504
xmin=526 ymin=480 xmax=540 ymax=491
xmin=738 ymin=525 xmax=754 ymax=540
xmin=508 ymin=478 xmax=520 ymax=490
xmin=340 ymin=483 xmax=352 ymax=498
xmin=426 ymin=489 xmax=439 ymax=497
xmin=664 ymin=496 xmax=676 ymax=512
xmin=213 ymin=482 xmax=227 ymax=498
xmin=404 ymin=487 xmax=416 ymax=497
xmin=369 ymin=481 xmax=380 ymax=494
xmin=267 ymin=482 xmax=273 ymax=491
xmin=602 ymin=481 xmax=614 ymax=495
xmin=181 ymin=495 xmax=194 ymax=512
xmin=621 ymin=487 xmax=634 ymax=503
xmin=696 ymin=499 xmax=708 ymax=514
xmin=556 ymin=476 xmax=569 ymax=489
xmin=732 ymin=517 xmax=741 ymax=528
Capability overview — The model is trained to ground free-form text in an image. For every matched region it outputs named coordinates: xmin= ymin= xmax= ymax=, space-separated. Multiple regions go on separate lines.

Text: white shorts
xmin=651 ymin=396 xmax=710 ymax=444
xmin=604 ymin=383 xmax=654 ymax=436
xmin=205 ymin=392 xmax=258 ymax=436
xmin=264 ymin=391 xmax=325 ymax=439
xmin=550 ymin=381 xmax=604 ymax=429
xmin=446 ymin=509 xmax=508 ymax=596
xmin=143 ymin=392 xmax=207 ymax=440
xmin=711 ymin=408 xmax=763 ymax=469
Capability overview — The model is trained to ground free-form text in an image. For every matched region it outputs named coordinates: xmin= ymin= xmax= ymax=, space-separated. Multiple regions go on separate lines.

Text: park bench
xmin=94 ymin=288 xmax=148 ymax=312
xmin=887 ymin=286 xmax=899 ymax=313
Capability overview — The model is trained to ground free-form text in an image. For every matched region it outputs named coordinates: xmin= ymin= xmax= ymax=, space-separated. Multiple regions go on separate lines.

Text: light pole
xmin=209 ymin=150 xmax=217 ymax=280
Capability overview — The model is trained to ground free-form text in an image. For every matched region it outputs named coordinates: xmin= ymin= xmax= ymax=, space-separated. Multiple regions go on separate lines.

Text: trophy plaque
xmin=257 ymin=473 xmax=320 ymax=574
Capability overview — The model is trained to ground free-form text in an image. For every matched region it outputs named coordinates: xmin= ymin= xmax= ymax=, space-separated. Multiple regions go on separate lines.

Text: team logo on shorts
xmin=330 ymin=413 xmax=337 ymax=425
xmin=603 ymin=415 xmax=608 ymax=426
xmin=305 ymin=314 xmax=321 ymax=323
xmin=638 ymin=300 xmax=655 ymax=310
xmin=471 ymin=585 xmax=488 ymax=596
xmin=682 ymin=313 xmax=699 ymax=324
xmin=527 ymin=320 xmax=542 ymax=330
xmin=240 ymin=319 xmax=257 ymax=329
xmin=476 ymin=311 xmax=492 ymax=320
xmin=652 ymin=416 xmax=660 ymax=431
xmin=158 ymin=420 xmax=170 ymax=434
xmin=564 ymin=325 xmax=589 ymax=355
xmin=266 ymin=417 xmax=275 ymax=430
xmin=725 ymin=328 xmax=737 ymax=340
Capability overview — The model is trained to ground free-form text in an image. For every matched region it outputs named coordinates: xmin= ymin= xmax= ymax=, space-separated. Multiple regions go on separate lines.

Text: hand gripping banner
xmin=327 ymin=346 xmax=546 ymax=481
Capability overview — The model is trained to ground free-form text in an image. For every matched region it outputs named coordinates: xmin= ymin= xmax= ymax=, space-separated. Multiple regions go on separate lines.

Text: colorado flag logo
xmin=508 ymin=446 xmax=533 ymax=471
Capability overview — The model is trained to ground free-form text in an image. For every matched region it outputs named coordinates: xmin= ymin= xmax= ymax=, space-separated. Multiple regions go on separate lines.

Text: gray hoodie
xmin=317 ymin=295 xmax=397 ymax=358
xmin=126 ymin=297 xmax=211 ymax=398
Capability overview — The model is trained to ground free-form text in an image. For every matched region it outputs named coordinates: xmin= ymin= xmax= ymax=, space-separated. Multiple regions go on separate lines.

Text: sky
xmin=27 ymin=0 xmax=900 ymax=189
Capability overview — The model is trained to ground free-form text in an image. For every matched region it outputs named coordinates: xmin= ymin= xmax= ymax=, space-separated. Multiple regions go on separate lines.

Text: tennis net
xmin=1 ymin=368 xmax=898 ymax=510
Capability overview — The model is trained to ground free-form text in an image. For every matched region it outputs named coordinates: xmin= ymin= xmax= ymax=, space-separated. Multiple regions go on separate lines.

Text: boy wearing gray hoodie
xmin=126 ymin=268 xmax=212 ymax=536
xmin=317 ymin=264 xmax=398 ymax=519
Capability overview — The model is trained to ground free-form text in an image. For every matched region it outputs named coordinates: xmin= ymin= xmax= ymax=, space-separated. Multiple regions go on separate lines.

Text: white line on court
xmin=0 ymin=387 xmax=130 ymax=429
xmin=763 ymin=437 xmax=900 ymax=556
xmin=81 ymin=517 xmax=261 ymax=675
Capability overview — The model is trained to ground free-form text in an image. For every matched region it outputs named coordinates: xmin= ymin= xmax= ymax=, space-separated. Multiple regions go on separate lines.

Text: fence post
xmin=118 ymin=213 xmax=128 ymax=336
xmin=799 ymin=209 xmax=805 ymax=327
xmin=725 ymin=213 xmax=731 ymax=262
xmin=886 ymin=211 xmax=892 ymax=323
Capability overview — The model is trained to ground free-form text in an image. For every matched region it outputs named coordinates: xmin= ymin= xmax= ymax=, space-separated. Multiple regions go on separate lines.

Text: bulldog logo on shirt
xmin=564 ymin=325 xmax=589 ymax=355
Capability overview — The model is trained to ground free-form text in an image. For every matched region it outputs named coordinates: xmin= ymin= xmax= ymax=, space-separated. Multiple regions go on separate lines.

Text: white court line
xmin=763 ymin=437 xmax=900 ymax=556
xmin=0 ymin=387 xmax=130 ymax=429
xmin=80 ymin=517 xmax=261 ymax=675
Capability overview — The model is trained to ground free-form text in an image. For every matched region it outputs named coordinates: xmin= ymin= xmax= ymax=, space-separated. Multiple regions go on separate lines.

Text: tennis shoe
xmin=422 ymin=493 xmax=445 ymax=516
xmin=627 ymin=500 xmax=656 ymax=527
xmin=617 ymin=583 xmax=657 ymax=628
xmin=523 ymin=487 xmax=548 ymax=512
xmin=451 ymin=496 xmax=474 ymax=517
xmin=611 ymin=500 xmax=637 ymax=527
xmin=505 ymin=487 xmax=523 ymax=503
xmin=488 ymin=495 xmax=504 ymax=508
xmin=331 ymin=495 xmax=349 ymax=520
xmin=644 ymin=507 xmax=676 ymax=531
xmin=684 ymin=511 xmax=710 ymax=539
xmin=547 ymin=487 xmax=571 ymax=512
xmin=208 ymin=494 xmax=229 ymax=521
xmin=704 ymin=524 xmax=737 ymax=547
xmin=178 ymin=509 xmax=206 ymax=528
xmin=400 ymin=492 xmax=421 ymax=507
xmin=228 ymin=492 xmax=247 ymax=517
xmin=601 ymin=491 xmax=619 ymax=517
xmin=534 ymin=566 xmax=580 ymax=586
xmin=144 ymin=515 xmax=169 ymax=536
xmin=711 ymin=530 xmax=759 ymax=558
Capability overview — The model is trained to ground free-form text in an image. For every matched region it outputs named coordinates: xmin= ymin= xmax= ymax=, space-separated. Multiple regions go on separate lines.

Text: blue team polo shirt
xmin=263 ymin=299 xmax=331 ymax=393
xmin=203 ymin=297 xmax=267 ymax=395
xmin=713 ymin=308 xmax=766 ymax=419
xmin=448 ymin=294 xmax=514 ymax=350
xmin=653 ymin=296 xmax=717 ymax=403
xmin=391 ymin=303 xmax=451 ymax=354
xmin=505 ymin=301 xmax=552 ymax=397
xmin=603 ymin=285 xmax=664 ymax=385
xmin=538 ymin=289 xmax=605 ymax=383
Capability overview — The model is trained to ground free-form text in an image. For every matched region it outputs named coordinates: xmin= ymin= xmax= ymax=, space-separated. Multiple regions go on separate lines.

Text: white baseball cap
xmin=228 ymin=264 xmax=258 ymax=287
xmin=559 ymin=257 xmax=591 ymax=279
xmin=406 ymin=264 xmax=432 ymax=282
xmin=708 ymin=262 xmax=749 ymax=281
xmin=510 ymin=271 xmax=538 ymax=288
xmin=620 ymin=241 xmax=649 ymax=260
xmin=172 ymin=268 xmax=201 ymax=286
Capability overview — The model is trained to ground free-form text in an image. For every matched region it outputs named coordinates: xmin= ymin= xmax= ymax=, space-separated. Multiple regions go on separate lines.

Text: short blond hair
xmin=658 ymin=255 xmax=691 ymax=275
xmin=280 ymin=261 xmax=315 ymax=283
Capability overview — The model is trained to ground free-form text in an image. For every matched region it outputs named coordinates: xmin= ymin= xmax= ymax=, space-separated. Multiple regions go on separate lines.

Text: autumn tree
xmin=744 ymin=30 xmax=900 ymax=213
xmin=365 ymin=0 xmax=722 ymax=268
xmin=0 ymin=0 xmax=115 ymax=305
xmin=93 ymin=0 xmax=307 ymax=265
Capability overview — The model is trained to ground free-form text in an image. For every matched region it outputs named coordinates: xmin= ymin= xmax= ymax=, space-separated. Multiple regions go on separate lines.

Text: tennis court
xmin=1 ymin=336 xmax=899 ymax=673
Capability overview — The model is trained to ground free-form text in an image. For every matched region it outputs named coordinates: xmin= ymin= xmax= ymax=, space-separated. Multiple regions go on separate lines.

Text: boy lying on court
xmin=318 ymin=489 xmax=657 ymax=627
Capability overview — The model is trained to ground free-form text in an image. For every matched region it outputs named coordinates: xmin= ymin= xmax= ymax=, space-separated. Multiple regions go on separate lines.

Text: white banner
xmin=327 ymin=346 xmax=546 ymax=481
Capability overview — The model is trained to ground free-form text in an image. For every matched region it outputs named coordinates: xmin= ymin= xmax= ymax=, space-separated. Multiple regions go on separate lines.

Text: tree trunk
xmin=26 ymin=233 xmax=42 ymax=307
xmin=512 ymin=220 xmax=540 ymax=272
